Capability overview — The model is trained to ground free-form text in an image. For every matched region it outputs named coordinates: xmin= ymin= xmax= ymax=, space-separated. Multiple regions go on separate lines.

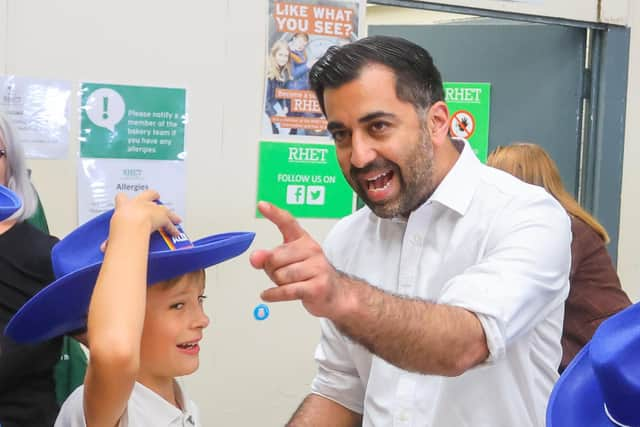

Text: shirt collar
xmin=426 ymin=138 xmax=482 ymax=216
xmin=133 ymin=381 xmax=197 ymax=426
xmin=370 ymin=138 xmax=482 ymax=224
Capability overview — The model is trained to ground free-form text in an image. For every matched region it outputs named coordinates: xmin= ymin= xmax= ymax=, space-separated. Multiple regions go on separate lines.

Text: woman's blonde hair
xmin=487 ymin=142 xmax=609 ymax=243
xmin=266 ymin=40 xmax=291 ymax=81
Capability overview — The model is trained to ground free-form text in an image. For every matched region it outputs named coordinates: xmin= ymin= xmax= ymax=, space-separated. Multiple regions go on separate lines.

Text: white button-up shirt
xmin=312 ymin=140 xmax=571 ymax=427
xmin=55 ymin=380 xmax=200 ymax=427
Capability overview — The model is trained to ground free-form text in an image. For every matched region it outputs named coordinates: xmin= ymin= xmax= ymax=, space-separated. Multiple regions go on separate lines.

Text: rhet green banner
xmin=444 ymin=82 xmax=491 ymax=163
xmin=80 ymin=83 xmax=186 ymax=160
xmin=256 ymin=141 xmax=354 ymax=218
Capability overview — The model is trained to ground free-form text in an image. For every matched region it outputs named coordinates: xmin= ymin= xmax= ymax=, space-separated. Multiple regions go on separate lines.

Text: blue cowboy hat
xmin=5 ymin=208 xmax=255 ymax=344
xmin=0 ymin=184 xmax=21 ymax=221
xmin=547 ymin=302 xmax=640 ymax=426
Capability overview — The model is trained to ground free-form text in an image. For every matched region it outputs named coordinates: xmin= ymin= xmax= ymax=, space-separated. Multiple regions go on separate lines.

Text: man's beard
xmin=350 ymin=127 xmax=435 ymax=218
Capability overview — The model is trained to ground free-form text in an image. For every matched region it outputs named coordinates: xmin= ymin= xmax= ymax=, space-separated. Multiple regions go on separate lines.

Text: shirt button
xmin=395 ymin=410 xmax=411 ymax=425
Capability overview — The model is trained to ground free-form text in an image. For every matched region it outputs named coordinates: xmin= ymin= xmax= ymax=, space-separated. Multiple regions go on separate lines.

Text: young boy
xmin=5 ymin=190 xmax=255 ymax=426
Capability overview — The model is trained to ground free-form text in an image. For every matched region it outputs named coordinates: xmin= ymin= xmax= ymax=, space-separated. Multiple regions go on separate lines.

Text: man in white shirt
xmin=250 ymin=35 xmax=571 ymax=427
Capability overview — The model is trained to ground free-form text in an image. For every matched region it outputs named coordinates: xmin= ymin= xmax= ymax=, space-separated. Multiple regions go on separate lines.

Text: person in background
xmin=251 ymin=36 xmax=572 ymax=427
xmin=488 ymin=142 xmax=631 ymax=372
xmin=0 ymin=183 xmax=22 ymax=355
xmin=0 ymin=112 xmax=62 ymax=427
xmin=265 ymin=39 xmax=292 ymax=134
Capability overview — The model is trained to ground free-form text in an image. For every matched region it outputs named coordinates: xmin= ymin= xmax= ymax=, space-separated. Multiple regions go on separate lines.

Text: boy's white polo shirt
xmin=55 ymin=380 xmax=200 ymax=426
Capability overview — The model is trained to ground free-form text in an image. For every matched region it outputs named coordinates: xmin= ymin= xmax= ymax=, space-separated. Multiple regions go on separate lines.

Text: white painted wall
xmin=616 ymin=1 xmax=640 ymax=301
xmin=1 ymin=0 xmax=638 ymax=425
xmin=367 ymin=4 xmax=473 ymax=25
xmin=600 ymin=0 xmax=631 ymax=26
xmin=0 ymin=1 xmax=6 ymax=72
xmin=413 ymin=0 xmax=599 ymax=23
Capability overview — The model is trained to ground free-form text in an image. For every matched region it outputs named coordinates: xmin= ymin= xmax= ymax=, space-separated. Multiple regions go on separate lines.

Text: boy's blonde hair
xmin=156 ymin=269 xmax=205 ymax=291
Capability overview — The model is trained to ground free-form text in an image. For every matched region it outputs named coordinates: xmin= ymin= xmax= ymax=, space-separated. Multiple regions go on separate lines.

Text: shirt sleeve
xmin=438 ymin=193 xmax=572 ymax=362
xmin=55 ymin=385 xmax=130 ymax=427
xmin=310 ymin=318 xmax=366 ymax=415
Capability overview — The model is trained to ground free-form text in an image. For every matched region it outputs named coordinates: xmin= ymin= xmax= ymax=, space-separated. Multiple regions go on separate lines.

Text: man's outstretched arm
xmin=250 ymin=201 xmax=488 ymax=375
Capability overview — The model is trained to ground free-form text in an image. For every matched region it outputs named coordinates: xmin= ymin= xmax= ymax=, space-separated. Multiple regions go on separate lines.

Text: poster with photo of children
xmin=263 ymin=0 xmax=363 ymax=139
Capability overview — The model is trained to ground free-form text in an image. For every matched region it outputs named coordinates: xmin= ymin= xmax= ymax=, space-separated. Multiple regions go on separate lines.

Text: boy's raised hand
xmin=111 ymin=190 xmax=182 ymax=237
xmin=250 ymin=201 xmax=347 ymax=320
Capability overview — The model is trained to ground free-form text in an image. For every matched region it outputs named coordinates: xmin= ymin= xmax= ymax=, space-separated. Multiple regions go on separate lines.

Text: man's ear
xmin=426 ymin=101 xmax=450 ymax=144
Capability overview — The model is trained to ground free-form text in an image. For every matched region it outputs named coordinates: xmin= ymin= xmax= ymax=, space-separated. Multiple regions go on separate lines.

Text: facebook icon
xmin=286 ymin=185 xmax=306 ymax=205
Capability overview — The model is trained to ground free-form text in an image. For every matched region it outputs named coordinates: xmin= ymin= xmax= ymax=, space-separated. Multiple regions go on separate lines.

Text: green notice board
xmin=80 ymin=83 xmax=186 ymax=160
xmin=256 ymin=141 xmax=354 ymax=218
xmin=444 ymin=82 xmax=491 ymax=162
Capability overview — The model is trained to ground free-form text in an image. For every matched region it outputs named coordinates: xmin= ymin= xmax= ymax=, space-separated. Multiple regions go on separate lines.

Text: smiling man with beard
xmin=251 ymin=35 xmax=572 ymax=427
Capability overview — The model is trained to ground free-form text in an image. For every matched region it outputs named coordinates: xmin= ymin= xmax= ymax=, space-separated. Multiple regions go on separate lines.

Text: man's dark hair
xmin=309 ymin=35 xmax=444 ymax=115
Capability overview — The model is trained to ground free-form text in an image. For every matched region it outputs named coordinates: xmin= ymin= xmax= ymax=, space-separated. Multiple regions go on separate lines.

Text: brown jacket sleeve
xmin=560 ymin=216 xmax=632 ymax=371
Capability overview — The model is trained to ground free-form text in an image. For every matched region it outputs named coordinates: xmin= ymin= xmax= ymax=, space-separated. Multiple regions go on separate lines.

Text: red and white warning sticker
xmin=449 ymin=110 xmax=476 ymax=139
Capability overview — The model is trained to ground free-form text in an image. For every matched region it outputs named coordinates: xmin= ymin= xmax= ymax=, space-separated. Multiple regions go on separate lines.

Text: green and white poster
xmin=80 ymin=83 xmax=186 ymax=160
xmin=444 ymin=82 xmax=491 ymax=163
xmin=78 ymin=82 xmax=187 ymax=224
xmin=256 ymin=141 xmax=353 ymax=218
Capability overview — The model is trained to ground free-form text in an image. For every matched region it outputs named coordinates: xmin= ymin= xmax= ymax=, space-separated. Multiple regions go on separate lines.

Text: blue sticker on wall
xmin=253 ymin=303 xmax=270 ymax=321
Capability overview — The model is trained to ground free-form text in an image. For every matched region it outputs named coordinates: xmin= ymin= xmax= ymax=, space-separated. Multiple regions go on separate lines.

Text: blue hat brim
xmin=546 ymin=343 xmax=613 ymax=426
xmin=0 ymin=185 xmax=22 ymax=221
xmin=5 ymin=231 xmax=255 ymax=344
